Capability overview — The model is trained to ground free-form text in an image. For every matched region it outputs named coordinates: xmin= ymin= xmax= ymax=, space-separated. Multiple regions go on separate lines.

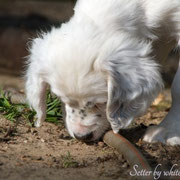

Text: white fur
xmin=25 ymin=0 xmax=180 ymax=144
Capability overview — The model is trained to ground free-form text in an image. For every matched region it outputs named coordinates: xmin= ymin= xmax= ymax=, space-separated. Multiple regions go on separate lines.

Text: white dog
xmin=25 ymin=0 xmax=180 ymax=145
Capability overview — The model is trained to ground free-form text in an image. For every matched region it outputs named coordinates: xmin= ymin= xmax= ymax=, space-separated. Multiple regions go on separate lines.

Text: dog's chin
xmin=74 ymin=131 xmax=106 ymax=143
xmin=69 ymin=124 xmax=110 ymax=142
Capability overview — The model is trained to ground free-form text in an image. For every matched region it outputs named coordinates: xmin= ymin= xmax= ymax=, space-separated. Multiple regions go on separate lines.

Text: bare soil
xmin=0 ymin=75 xmax=180 ymax=180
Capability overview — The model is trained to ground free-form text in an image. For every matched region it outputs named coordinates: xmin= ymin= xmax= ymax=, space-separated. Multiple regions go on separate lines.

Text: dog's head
xmin=43 ymin=30 xmax=162 ymax=142
xmin=33 ymin=21 xmax=163 ymax=142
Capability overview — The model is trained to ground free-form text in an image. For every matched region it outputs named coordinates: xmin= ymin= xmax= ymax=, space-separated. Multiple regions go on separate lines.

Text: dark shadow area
xmin=0 ymin=14 xmax=61 ymax=30
xmin=119 ymin=124 xmax=147 ymax=143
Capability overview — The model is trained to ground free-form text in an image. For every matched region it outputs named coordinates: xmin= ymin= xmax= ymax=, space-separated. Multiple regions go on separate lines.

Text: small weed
xmin=61 ymin=151 xmax=79 ymax=168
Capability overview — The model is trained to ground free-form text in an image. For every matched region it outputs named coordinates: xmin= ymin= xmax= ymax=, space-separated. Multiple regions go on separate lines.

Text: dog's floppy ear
xmin=102 ymin=40 xmax=163 ymax=133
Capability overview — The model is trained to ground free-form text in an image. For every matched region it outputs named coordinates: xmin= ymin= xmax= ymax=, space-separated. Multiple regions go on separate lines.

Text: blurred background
xmin=0 ymin=0 xmax=179 ymax=86
xmin=0 ymin=0 xmax=76 ymax=76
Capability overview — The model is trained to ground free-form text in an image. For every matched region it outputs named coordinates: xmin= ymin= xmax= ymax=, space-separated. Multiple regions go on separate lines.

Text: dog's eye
xmin=94 ymin=103 xmax=105 ymax=110
xmin=85 ymin=101 xmax=94 ymax=108
xmin=86 ymin=101 xmax=92 ymax=107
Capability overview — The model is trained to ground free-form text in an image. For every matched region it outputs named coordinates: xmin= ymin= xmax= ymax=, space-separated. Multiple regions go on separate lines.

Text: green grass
xmin=61 ymin=151 xmax=79 ymax=168
xmin=0 ymin=90 xmax=63 ymax=126
xmin=46 ymin=92 xmax=63 ymax=124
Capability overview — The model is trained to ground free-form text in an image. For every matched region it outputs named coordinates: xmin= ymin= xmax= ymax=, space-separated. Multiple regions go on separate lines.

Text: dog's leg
xmin=26 ymin=70 xmax=47 ymax=127
xmin=144 ymin=52 xmax=180 ymax=145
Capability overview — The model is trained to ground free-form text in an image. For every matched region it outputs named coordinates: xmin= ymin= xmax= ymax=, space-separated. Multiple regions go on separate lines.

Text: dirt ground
xmin=0 ymin=74 xmax=180 ymax=180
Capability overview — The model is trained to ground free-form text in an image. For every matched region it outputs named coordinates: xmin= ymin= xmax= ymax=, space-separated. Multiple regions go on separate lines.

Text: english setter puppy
xmin=25 ymin=0 xmax=180 ymax=145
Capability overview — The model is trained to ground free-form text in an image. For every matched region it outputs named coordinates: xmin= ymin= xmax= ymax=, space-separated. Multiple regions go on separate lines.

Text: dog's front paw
xmin=34 ymin=116 xmax=42 ymax=128
xmin=143 ymin=125 xmax=180 ymax=146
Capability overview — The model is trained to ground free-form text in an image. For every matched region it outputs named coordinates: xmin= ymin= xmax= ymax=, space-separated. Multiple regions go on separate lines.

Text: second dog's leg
xmin=144 ymin=54 xmax=180 ymax=145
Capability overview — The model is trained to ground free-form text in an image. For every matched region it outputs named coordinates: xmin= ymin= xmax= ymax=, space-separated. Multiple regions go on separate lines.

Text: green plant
xmin=61 ymin=151 xmax=78 ymax=168
xmin=46 ymin=92 xmax=63 ymax=124
xmin=0 ymin=90 xmax=24 ymax=122
xmin=0 ymin=90 xmax=63 ymax=125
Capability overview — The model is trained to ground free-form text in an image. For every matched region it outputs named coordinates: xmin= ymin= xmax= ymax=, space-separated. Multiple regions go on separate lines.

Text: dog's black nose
xmin=74 ymin=132 xmax=93 ymax=141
